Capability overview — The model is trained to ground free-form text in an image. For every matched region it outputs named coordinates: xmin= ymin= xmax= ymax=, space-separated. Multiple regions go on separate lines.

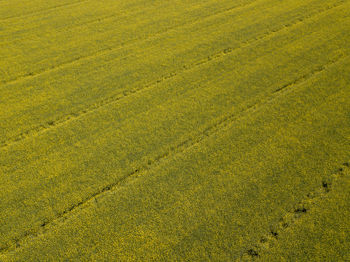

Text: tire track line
xmin=0 ymin=51 xmax=347 ymax=256
xmin=0 ymin=8 xmax=137 ymax=39
xmin=0 ymin=0 xmax=258 ymax=85
xmin=0 ymin=1 xmax=210 ymax=40
xmin=0 ymin=0 xmax=345 ymax=150
xmin=0 ymin=0 xmax=91 ymax=21
xmin=237 ymin=161 xmax=350 ymax=261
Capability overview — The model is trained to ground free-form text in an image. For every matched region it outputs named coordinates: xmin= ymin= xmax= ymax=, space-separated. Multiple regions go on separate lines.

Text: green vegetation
xmin=257 ymin=166 xmax=350 ymax=261
xmin=0 ymin=0 xmax=349 ymax=260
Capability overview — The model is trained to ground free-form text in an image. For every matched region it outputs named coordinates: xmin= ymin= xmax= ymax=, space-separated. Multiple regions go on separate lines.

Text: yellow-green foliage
xmin=258 ymin=167 xmax=350 ymax=261
xmin=0 ymin=0 xmax=349 ymax=260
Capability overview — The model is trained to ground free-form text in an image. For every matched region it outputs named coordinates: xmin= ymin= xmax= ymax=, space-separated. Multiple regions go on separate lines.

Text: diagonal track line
xmin=0 ymin=0 xmax=258 ymax=85
xmin=0 ymin=0 xmax=346 ymax=150
xmin=0 ymin=0 xmax=91 ymax=21
xmin=0 ymin=51 xmax=347 ymax=256
xmin=236 ymin=161 xmax=350 ymax=261
xmin=0 ymin=0 xmax=230 ymax=39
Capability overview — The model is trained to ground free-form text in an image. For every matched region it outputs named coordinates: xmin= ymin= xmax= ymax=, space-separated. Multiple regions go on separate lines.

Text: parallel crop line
xmin=0 ymin=1 xmax=345 ymax=150
xmin=237 ymin=161 xmax=350 ymax=261
xmin=0 ymin=1 xmax=221 ymax=40
xmin=0 ymin=0 xmax=91 ymax=21
xmin=0 ymin=9 xmax=135 ymax=39
xmin=0 ymin=0 xmax=258 ymax=85
xmin=0 ymin=51 xmax=347 ymax=256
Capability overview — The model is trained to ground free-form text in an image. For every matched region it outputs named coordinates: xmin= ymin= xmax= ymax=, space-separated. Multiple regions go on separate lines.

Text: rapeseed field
xmin=0 ymin=0 xmax=349 ymax=260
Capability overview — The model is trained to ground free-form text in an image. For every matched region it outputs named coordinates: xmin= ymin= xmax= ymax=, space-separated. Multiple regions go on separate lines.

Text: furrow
xmin=0 ymin=53 xmax=346 ymax=255
xmin=0 ymin=0 xmax=91 ymax=21
xmin=0 ymin=1 xmax=344 ymax=150
xmin=0 ymin=0 xmax=257 ymax=85
xmin=237 ymin=161 xmax=350 ymax=261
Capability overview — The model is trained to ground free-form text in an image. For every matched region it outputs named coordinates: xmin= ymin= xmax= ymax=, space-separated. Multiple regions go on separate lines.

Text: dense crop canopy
xmin=0 ymin=0 xmax=349 ymax=260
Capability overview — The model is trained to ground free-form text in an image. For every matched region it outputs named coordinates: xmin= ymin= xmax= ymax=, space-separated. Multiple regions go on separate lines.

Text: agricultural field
xmin=0 ymin=0 xmax=349 ymax=260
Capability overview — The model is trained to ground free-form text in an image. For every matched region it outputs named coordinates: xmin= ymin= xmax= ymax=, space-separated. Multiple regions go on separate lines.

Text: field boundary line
xmin=0 ymin=0 xmax=259 ymax=85
xmin=0 ymin=1 xmax=345 ymax=150
xmin=237 ymin=161 xmax=350 ymax=261
xmin=0 ymin=52 xmax=347 ymax=256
